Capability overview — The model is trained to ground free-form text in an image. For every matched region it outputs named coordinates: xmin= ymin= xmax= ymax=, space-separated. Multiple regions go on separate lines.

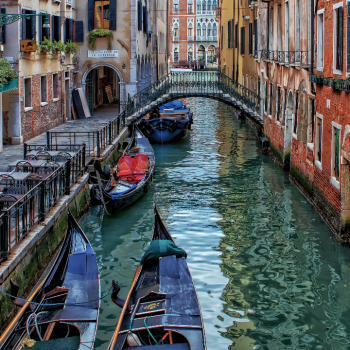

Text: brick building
xmin=170 ymin=0 xmax=218 ymax=67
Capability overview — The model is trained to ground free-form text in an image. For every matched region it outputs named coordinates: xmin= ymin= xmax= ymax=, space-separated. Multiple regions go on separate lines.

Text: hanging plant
xmin=65 ymin=40 xmax=78 ymax=55
xmin=0 ymin=59 xmax=17 ymax=85
xmin=52 ymin=40 xmax=66 ymax=55
xmin=88 ymin=29 xmax=113 ymax=50
xmin=37 ymin=37 xmax=53 ymax=54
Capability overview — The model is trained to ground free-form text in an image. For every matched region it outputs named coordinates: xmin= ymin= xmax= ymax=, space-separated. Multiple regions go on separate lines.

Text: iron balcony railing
xmin=259 ymin=49 xmax=310 ymax=66
xmin=0 ymin=145 xmax=86 ymax=262
xmin=173 ymin=36 xmax=180 ymax=42
xmin=188 ymin=35 xmax=194 ymax=41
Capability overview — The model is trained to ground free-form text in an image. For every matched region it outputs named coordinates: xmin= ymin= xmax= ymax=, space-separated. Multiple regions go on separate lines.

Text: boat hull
xmin=139 ymin=118 xmax=191 ymax=143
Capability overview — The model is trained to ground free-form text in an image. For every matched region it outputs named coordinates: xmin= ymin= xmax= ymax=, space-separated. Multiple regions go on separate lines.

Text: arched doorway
xmin=207 ymin=45 xmax=216 ymax=66
xmin=283 ymin=90 xmax=294 ymax=165
xmin=197 ymin=45 xmax=205 ymax=65
xmin=83 ymin=63 xmax=123 ymax=116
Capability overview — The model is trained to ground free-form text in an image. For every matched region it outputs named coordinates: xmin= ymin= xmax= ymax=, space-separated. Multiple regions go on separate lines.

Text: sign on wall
xmin=88 ymin=50 xmax=118 ymax=58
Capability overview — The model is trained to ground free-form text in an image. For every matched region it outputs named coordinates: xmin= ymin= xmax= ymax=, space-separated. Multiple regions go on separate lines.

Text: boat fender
xmin=145 ymin=123 xmax=156 ymax=135
xmin=126 ymin=332 xmax=142 ymax=346
xmin=90 ymin=185 xmax=102 ymax=205
xmin=156 ymin=121 xmax=167 ymax=131
xmin=168 ymin=121 xmax=177 ymax=133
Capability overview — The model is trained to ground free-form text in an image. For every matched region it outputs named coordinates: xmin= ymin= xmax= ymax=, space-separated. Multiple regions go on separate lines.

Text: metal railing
xmin=0 ymin=145 xmax=86 ymax=262
xmin=259 ymin=50 xmax=310 ymax=66
xmin=173 ymin=36 xmax=180 ymax=42
xmin=46 ymin=114 xmax=125 ymax=158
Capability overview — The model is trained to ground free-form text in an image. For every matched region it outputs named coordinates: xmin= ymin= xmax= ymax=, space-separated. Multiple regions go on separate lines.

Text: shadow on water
xmin=80 ymin=98 xmax=350 ymax=350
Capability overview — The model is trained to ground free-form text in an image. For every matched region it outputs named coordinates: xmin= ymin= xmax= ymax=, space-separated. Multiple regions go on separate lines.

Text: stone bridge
xmin=123 ymin=71 xmax=262 ymax=123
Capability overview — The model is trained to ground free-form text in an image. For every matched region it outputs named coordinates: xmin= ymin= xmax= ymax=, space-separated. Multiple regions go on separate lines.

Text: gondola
xmin=95 ymin=126 xmax=155 ymax=214
xmin=138 ymin=101 xmax=193 ymax=144
xmin=0 ymin=210 xmax=100 ymax=350
xmin=108 ymin=204 xmax=206 ymax=350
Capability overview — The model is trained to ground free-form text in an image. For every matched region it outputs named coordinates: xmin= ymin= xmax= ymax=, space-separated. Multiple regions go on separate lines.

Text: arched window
xmin=197 ymin=23 xmax=201 ymax=37
xmin=188 ymin=47 xmax=193 ymax=61
xmin=188 ymin=22 xmax=193 ymax=38
xmin=212 ymin=0 xmax=217 ymax=11
xmin=187 ymin=0 xmax=194 ymax=14
xmin=174 ymin=47 xmax=179 ymax=62
xmin=202 ymin=23 xmax=206 ymax=37
xmin=207 ymin=23 xmax=212 ymax=37
xmin=173 ymin=0 xmax=179 ymax=14
xmin=198 ymin=45 xmax=205 ymax=61
xmin=197 ymin=0 xmax=202 ymax=14
xmin=213 ymin=23 xmax=217 ymax=37
xmin=207 ymin=0 xmax=212 ymax=12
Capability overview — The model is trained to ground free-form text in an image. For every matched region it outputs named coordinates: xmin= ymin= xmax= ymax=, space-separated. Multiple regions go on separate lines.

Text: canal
xmin=80 ymin=98 xmax=350 ymax=350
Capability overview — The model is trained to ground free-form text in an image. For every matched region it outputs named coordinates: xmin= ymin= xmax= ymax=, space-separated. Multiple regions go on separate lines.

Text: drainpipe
xmin=311 ymin=0 xmax=314 ymax=76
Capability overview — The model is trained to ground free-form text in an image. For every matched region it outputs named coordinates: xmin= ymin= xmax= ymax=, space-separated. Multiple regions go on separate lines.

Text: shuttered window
xmin=51 ymin=15 xmax=61 ymax=43
xmin=248 ymin=22 xmax=252 ymax=55
xmin=75 ymin=21 xmax=84 ymax=42
xmin=1 ymin=8 xmax=5 ymax=44
xmin=294 ymin=92 xmax=299 ymax=134
xmin=254 ymin=18 xmax=257 ymax=54
xmin=276 ymin=86 xmax=281 ymax=121
xmin=64 ymin=18 xmax=74 ymax=43
xmin=336 ymin=6 xmax=343 ymax=71
xmin=235 ymin=23 xmax=238 ymax=48
xmin=21 ymin=9 xmax=36 ymax=41
xmin=334 ymin=127 xmax=340 ymax=180
xmin=227 ymin=20 xmax=233 ymax=49
xmin=88 ymin=0 xmax=116 ymax=30
xmin=317 ymin=118 xmax=322 ymax=162
xmin=143 ymin=6 xmax=148 ymax=34
xmin=138 ymin=1 xmax=142 ymax=31
xmin=240 ymin=26 xmax=245 ymax=55
xmin=264 ymin=81 xmax=268 ymax=112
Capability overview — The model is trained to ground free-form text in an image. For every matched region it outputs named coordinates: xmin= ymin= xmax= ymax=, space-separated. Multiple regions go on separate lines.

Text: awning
xmin=0 ymin=78 xmax=18 ymax=93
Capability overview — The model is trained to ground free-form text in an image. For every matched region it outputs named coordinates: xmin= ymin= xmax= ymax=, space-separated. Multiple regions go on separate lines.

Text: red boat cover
xmin=117 ymin=154 xmax=150 ymax=183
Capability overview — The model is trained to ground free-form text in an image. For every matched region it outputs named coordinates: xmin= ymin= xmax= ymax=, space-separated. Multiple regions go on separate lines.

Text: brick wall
xmin=20 ymin=71 xmax=69 ymax=142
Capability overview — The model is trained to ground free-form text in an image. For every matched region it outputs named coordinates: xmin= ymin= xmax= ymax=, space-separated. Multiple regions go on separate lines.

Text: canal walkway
xmin=0 ymin=106 xmax=120 ymax=171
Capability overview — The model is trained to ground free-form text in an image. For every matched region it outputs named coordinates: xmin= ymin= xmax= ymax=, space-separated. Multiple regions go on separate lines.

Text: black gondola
xmin=96 ymin=126 xmax=155 ymax=214
xmin=108 ymin=204 xmax=206 ymax=350
xmin=0 ymin=210 xmax=100 ymax=350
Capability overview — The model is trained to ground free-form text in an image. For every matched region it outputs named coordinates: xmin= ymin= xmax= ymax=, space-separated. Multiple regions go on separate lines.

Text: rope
xmin=0 ymin=287 xmax=114 ymax=307
xmin=143 ymin=318 xmax=158 ymax=345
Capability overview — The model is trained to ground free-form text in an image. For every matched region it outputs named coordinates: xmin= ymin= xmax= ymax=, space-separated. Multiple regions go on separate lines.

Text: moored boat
xmin=0 ymin=210 xmax=100 ymax=350
xmin=108 ymin=204 xmax=206 ymax=350
xmin=95 ymin=126 xmax=155 ymax=214
xmin=138 ymin=101 xmax=193 ymax=144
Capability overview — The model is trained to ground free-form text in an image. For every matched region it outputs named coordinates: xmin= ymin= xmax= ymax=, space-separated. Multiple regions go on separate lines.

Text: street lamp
xmin=0 ymin=13 xmax=50 ymax=153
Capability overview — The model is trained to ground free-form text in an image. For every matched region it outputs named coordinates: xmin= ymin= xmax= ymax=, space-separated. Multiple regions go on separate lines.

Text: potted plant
xmin=52 ymin=40 xmax=66 ymax=55
xmin=332 ymin=78 xmax=343 ymax=91
xmin=65 ymin=40 xmax=78 ymax=55
xmin=88 ymin=29 xmax=113 ymax=50
xmin=37 ymin=38 xmax=53 ymax=54
xmin=323 ymin=77 xmax=333 ymax=87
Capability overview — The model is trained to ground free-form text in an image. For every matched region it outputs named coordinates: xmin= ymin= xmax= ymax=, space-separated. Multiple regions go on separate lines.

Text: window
xmin=269 ymin=7 xmax=273 ymax=51
xmin=39 ymin=12 xmax=50 ymax=43
xmin=24 ymin=78 xmax=32 ymax=108
xmin=235 ymin=23 xmax=238 ymax=48
xmin=295 ymin=0 xmax=300 ymax=61
xmin=282 ymin=88 xmax=287 ymax=123
xmin=227 ymin=20 xmax=233 ymax=48
xmin=173 ymin=23 xmax=179 ymax=39
xmin=207 ymin=23 xmax=212 ymax=37
xmin=254 ymin=18 xmax=257 ymax=55
xmin=21 ymin=9 xmax=36 ymax=40
xmin=294 ymin=92 xmax=299 ymax=134
xmin=316 ymin=116 xmax=323 ymax=163
xmin=202 ymin=24 xmax=206 ymax=37
xmin=308 ymin=98 xmax=315 ymax=144
xmin=138 ymin=0 xmax=142 ymax=31
xmin=173 ymin=3 xmax=179 ymax=14
xmin=332 ymin=125 xmax=341 ymax=181
xmin=188 ymin=46 xmax=193 ymax=61
xmin=51 ymin=15 xmax=61 ymax=43
xmin=41 ymin=75 xmax=47 ymax=104
xmin=334 ymin=4 xmax=343 ymax=72
xmin=202 ymin=0 xmax=207 ymax=14
xmin=197 ymin=0 xmax=202 ymax=14
xmin=240 ymin=26 xmax=245 ymax=55
xmin=188 ymin=0 xmax=194 ymax=13
xmin=213 ymin=23 xmax=217 ymax=38
xmin=276 ymin=86 xmax=281 ymax=121
xmin=64 ymin=18 xmax=74 ymax=44
xmin=347 ymin=5 xmax=350 ymax=72
xmin=1 ymin=8 xmax=5 ymax=44
xmin=174 ymin=47 xmax=179 ymax=62
xmin=94 ymin=0 xmax=110 ymax=29
xmin=285 ymin=2 xmax=289 ymax=53
xmin=264 ymin=81 xmax=268 ymax=113
xmin=53 ymin=73 xmax=59 ymax=100
xmin=197 ymin=23 xmax=201 ymax=37
xmin=269 ymin=84 xmax=273 ymax=115
xmin=188 ymin=25 xmax=193 ymax=38
xmin=317 ymin=11 xmax=324 ymax=68
xmin=248 ymin=22 xmax=253 ymax=55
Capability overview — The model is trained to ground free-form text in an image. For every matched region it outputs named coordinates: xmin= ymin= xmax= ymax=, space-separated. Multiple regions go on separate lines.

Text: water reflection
xmin=80 ymin=98 xmax=350 ymax=350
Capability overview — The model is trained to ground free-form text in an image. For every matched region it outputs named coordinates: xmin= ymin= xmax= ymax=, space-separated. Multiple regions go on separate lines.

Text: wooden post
xmin=65 ymin=159 xmax=71 ymax=195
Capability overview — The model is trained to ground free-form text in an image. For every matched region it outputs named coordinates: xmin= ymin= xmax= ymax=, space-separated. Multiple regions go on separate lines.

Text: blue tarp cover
xmin=141 ymin=240 xmax=187 ymax=264
xmin=110 ymin=184 xmax=137 ymax=199
xmin=159 ymin=100 xmax=184 ymax=112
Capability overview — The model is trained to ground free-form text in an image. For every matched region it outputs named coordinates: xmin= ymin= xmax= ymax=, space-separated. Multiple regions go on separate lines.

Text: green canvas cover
xmin=30 ymin=336 xmax=80 ymax=349
xmin=141 ymin=240 xmax=187 ymax=264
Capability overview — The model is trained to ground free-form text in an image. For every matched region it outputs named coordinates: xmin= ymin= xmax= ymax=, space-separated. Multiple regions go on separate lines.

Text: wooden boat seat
xmin=124 ymin=344 xmax=190 ymax=349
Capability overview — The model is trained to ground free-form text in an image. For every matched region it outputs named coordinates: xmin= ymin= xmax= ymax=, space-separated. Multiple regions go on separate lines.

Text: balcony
xmin=197 ymin=36 xmax=218 ymax=42
xmin=66 ymin=0 xmax=73 ymax=5
xmin=259 ymin=50 xmax=310 ymax=67
xmin=173 ymin=36 xmax=180 ymax=42
xmin=173 ymin=8 xmax=179 ymax=14
xmin=188 ymin=36 xmax=194 ymax=41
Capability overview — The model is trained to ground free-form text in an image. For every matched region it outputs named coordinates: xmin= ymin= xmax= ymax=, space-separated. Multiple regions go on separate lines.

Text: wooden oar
xmin=0 ymin=278 xmax=46 ymax=345
xmin=109 ymin=265 xmax=142 ymax=349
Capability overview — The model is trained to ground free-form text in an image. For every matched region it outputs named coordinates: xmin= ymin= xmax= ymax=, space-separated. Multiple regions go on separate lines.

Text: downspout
xmin=235 ymin=0 xmax=239 ymax=81
xmin=232 ymin=0 xmax=235 ymax=78
xmin=311 ymin=0 xmax=314 ymax=76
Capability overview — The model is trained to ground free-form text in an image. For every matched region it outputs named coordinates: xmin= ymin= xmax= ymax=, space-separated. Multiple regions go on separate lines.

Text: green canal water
xmin=80 ymin=98 xmax=350 ymax=350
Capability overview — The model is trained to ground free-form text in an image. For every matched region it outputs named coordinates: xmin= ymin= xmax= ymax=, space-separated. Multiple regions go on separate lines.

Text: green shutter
xmin=335 ymin=128 xmax=340 ymax=178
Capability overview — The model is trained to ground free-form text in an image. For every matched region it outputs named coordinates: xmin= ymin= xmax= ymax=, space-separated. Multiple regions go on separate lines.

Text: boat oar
xmin=109 ymin=265 xmax=142 ymax=349
xmin=0 ymin=278 xmax=46 ymax=345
